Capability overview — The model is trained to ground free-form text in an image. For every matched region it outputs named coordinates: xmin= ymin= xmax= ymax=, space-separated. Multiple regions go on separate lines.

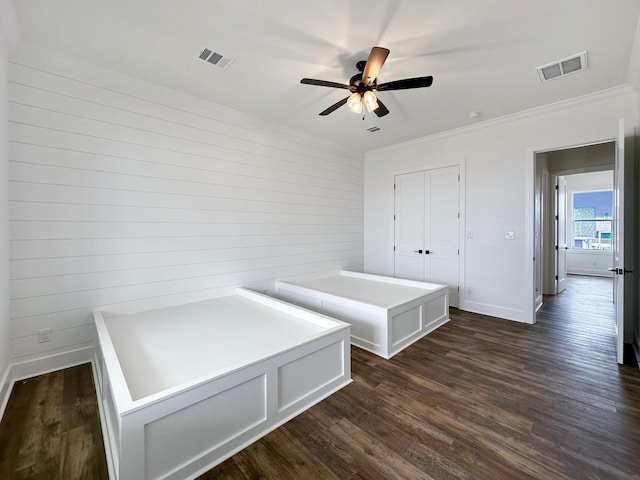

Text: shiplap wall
xmin=0 ymin=28 xmax=10 ymax=382
xmin=7 ymin=52 xmax=363 ymax=362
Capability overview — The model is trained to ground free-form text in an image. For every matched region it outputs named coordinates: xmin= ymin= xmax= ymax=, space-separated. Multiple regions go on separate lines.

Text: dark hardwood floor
xmin=0 ymin=364 xmax=107 ymax=479
xmin=1 ymin=275 xmax=639 ymax=479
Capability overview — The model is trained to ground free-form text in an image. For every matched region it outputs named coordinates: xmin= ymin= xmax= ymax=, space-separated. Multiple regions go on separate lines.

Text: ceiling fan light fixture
xmin=363 ymin=91 xmax=379 ymax=112
xmin=300 ymin=45 xmax=434 ymax=117
xmin=348 ymin=92 xmax=363 ymax=113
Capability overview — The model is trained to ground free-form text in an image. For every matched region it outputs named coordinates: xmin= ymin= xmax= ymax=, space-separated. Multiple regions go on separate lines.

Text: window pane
xmin=573 ymin=191 xmax=612 ymax=219
xmin=572 ymin=190 xmax=612 ymax=250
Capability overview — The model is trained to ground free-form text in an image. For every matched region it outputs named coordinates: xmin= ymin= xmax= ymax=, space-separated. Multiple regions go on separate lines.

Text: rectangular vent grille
xmin=536 ymin=51 xmax=587 ymax=82
xmin=366 ymin=126 xmax=381 ymax=132
xmin=196 ymin=45 xmax=235 ymax=70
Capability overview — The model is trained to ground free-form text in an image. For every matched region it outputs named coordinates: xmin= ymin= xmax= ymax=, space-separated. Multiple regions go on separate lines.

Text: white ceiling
xmin=9 ymin=0 xmax=640 ymax=153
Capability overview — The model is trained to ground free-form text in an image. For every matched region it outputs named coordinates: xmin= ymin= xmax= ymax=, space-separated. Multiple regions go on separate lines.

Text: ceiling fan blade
xmin=362 ymin=46 xmax=390 ymax=86
xmin=319 ymin=97 xmax=348 ymax=116
xmin=376 ymin=76 xmax=433 ymax=91
xmin=301 ymin=78 xmax=352 ymax=90
xmin=373 ymin=98 xmax=389 ymax=117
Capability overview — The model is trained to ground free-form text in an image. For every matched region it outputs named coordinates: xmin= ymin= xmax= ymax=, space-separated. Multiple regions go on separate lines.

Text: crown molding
xmin=366 ymin=85 xmax=635 ymax=156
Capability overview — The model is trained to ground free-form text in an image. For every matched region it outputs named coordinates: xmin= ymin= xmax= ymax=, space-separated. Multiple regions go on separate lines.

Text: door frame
xmin=391 ymin=159 xmax=466 ymax=309
xmin=527 ymin=139 xmax=619 ymax=324
xmin=527 ymin=132 xmax=634 ymax=351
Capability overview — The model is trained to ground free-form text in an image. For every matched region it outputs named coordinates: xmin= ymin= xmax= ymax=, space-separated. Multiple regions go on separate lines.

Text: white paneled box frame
xmin=93 ymin=288 xmax=351 ymax=480
xmin=275 ymin=271 xmax=449 ymax=359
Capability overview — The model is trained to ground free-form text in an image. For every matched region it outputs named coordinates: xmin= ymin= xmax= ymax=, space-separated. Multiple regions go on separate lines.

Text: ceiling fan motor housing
xmin=349 ymin=72 xmax=376 ymax=94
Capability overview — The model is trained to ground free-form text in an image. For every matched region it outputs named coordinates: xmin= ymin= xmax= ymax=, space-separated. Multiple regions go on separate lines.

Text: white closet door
xmin=394 ymin=166 xmax=460 ymax=306
xmin=394 ymin=171 xmax=425 ymax=281
xmin=426 ymin=166 xmax=460 ymax=305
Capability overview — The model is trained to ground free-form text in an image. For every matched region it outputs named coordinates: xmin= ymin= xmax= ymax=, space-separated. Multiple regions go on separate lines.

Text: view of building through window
xmin=572 ymin=190 xmax=613 ymax=250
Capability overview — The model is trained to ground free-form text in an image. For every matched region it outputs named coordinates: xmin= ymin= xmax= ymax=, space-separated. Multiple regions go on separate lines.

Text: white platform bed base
xmin=275 ymin=271 xmax=449 ymax=359
xmin=93 ymin=288 xmax=351 ymax=480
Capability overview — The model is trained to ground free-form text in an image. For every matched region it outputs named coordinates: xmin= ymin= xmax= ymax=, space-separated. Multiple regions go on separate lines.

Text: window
xmin=571 ymin=190 xmax=613 ymax=250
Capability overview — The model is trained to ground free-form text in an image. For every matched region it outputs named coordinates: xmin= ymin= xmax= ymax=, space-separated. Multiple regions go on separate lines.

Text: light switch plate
xmin=504 ymin=231 xmax=515 ymax=240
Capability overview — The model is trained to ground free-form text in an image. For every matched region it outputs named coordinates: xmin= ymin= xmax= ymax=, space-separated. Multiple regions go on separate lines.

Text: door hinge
xmin=555 ymin=275 xmax=559 ymax=280
xmin=555 ymin=245 xmax=558 ymax=250
xmin=394 ymin=184 xmax=396 ymax=190
xmin=457 ymin=212 xmax=460 ymax=219
xmin=555 ymin=215 xmax=559 ymax=220
xmin=555 ymin=185 xmax=559 ymax=190
xmin=457 ymin=249 xmax=460 ymax=255
xmin=457 ymin=286 xmax=460 ymax=292
xmin=393 ymin=245 xmax=396 ymax=251
xmin=393 ymin=214 xmax=396 ymax=220
xmin=458 ymin=174 xmax=460 ymax=181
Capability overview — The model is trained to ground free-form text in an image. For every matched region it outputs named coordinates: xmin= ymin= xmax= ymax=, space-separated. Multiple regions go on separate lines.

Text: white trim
xmin=462 ymin=300 xmax=529 ymax=324
xmin=569 ymin=249 xmax=613 ymax=255
xmin=91 ymin=359 xmax=116 ymax=480
xmin=0 ymin=345 xmax=94 ymax=421
xmin=525 ymin=148 xmax=536 ymax=323
xmin=368 ymin=86 xmax=634 ymax=156
xmin=567 ymin=268 xmax=613 ymax=277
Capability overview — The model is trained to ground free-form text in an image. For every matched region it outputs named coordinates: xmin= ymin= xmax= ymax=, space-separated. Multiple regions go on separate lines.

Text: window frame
xmin=568 ymin=187 xmax=613 ymax=253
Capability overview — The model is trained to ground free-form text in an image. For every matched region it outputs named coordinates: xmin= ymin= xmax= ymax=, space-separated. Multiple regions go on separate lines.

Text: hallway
xmin=538 ymin=274 xmax=615 ymax=352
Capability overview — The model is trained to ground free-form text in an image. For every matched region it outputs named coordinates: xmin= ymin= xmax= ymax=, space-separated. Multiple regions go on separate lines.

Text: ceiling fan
xmin=300 ymin=46 xmax=433 ymax=117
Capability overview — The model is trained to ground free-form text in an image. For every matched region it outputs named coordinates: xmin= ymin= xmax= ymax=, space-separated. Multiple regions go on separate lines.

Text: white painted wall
xmin=565 ymin=172 xmax=614 ymax=277
xmin=7 ymin=46 xmax=364 ymax=363
xmin=365 ymin=88 xmax=637 ymax=323
xmin=0 ymin=9 xmax=11 ymax=393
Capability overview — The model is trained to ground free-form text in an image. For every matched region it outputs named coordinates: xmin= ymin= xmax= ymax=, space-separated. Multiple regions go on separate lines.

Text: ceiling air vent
xmin=536 ymin=51 xmax=588 ymax=82
xmin=196 ymin=45 xmax=235 ymax=70
xmin=366 ymin=126 xmax=381 ymax=133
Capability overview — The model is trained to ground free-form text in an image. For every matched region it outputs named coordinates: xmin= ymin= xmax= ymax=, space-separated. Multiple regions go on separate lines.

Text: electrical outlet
xmin=504 ymin=231 xmax=515 ymax=240
xmin=37 ymin=328 xmax=52 ymax=343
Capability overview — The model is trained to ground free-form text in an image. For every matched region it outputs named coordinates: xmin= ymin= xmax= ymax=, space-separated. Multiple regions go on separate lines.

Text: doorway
xmin=534 ymin=142 xmax=616 ymax=304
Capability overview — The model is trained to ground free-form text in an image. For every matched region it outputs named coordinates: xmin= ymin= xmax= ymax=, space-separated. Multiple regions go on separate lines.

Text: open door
xmin=555 ymin=176 xmax=568 ymax=293
xmin=612 ymin=119 xmax=625 ymax=364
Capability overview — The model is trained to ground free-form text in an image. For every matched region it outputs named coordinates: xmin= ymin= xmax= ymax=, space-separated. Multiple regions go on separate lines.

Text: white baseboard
xmin=567 ymin=269 xmax=613 ymax=278
xmin=459 ymin=300 xmax=530 ymax=324
xmin=0 ymin=345 xmax=95 ymax=421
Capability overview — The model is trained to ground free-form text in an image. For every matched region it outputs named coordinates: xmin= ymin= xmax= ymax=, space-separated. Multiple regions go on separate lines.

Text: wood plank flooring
xmin=1 ymin=275 xmax=639 ymax=479
xmin=0 ymin=364 xmax=107 ymax=479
